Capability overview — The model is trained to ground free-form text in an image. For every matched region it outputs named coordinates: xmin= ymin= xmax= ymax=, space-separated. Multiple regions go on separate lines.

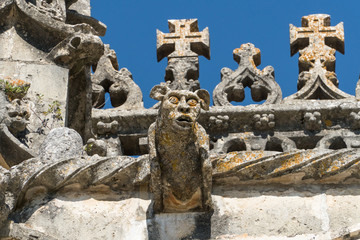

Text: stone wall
xmin=7 ymin=185 xmax=360 ymax=239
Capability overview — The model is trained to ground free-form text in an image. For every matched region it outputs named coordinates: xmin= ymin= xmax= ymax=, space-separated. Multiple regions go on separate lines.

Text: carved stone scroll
xmin=213 ymin=43 xmax=282 ymax=106
xmin=91 ymin=45 xmax=143 ymax=109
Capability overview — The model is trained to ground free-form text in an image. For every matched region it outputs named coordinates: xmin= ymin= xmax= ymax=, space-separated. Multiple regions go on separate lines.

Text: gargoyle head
xmin=150 ymin=85 xmax=210 ymax=131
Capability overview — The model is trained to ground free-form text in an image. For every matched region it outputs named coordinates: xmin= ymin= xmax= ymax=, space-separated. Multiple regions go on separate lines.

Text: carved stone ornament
xmin=91 ymin=45 xmax=143 ymax=109
xmin=285 ymin=14 xmax=353 ymax=100
xmin=253 ymin=113 xmax=275 ymax=131
xmin=148 ymin=85 xmax=212 ymax=213
xmin=304 ymin=111 xmax=322 ymax=131
xmin=213 ymin=43 xmax=282 ymax=106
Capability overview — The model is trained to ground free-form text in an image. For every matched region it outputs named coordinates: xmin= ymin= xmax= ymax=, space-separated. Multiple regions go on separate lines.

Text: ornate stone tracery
xmin=213 ymin=43 xmax=282 ymax=106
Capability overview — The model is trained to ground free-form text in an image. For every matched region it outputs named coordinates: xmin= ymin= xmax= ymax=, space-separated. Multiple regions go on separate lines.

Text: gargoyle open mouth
xmin=175 ymin=115 xmax=193 ymax=127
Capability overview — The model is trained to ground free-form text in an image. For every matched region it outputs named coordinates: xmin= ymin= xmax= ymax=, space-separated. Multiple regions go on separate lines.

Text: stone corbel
xmin=213 ymin=43 xmax=282 ymax=106
xmin=47 ymin=32 xmax=104 ymax=72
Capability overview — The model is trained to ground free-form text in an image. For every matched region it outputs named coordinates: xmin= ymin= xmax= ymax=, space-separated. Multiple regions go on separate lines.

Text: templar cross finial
xmin=290 ymin=14 xmax=344 ymax=72
xmin=155 ymin=19 xmax=210 ymax=92
xmin=285 ymin=14 xmax=353 ymax=100
xmin=156 ymin=19 xmax=210 ymax=62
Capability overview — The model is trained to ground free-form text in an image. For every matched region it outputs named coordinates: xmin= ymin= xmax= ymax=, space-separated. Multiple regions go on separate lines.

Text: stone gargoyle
xmin=148 ymin=85 xmax=212 ymax=213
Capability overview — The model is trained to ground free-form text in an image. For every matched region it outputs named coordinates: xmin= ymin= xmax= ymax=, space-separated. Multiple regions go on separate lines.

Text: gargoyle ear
xmin=150 ymin=85 xmax=170 ymax=101
xmin=195 ymin=89 xmax=210 ymax=110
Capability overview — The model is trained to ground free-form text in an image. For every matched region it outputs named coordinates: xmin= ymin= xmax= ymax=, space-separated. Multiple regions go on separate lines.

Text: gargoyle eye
xmin=168 ymin=96 xmax=179 ymax=104
xmin=187 ymin=98 xmax=198 ymax=106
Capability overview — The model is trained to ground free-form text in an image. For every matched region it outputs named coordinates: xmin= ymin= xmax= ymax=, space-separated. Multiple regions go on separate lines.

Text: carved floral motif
xmin=304 ymin=111 xmax=322 ymax=131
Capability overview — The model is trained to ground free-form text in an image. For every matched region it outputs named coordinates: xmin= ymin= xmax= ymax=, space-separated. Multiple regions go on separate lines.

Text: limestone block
xmin=16 ymin=193 xmax=150 ymax=240
xmin=9 ymin=187 xmax=360 ymax=239
xmin=0 ymin=27 xmax=47 ymax=62
xmin=326 ymin=188 xmax=360 ymax=236
xmin=211 ymin=190 xmax=326 ymax=237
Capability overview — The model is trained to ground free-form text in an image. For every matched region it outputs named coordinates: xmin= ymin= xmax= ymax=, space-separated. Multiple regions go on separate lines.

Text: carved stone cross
xmin=285 ymin=14 xmax=352 ymax=100
xmin=157 ymin=19 xmax=210 ymax=61
xmin=290 ymin=14 xmax=344 ymax=72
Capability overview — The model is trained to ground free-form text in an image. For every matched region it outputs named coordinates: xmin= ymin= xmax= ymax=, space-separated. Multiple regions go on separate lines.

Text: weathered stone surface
xmin=8 ymin=223 xmax=57 ymax=240
xmin=211 ymin=189 xmax=326 ymax=237
xmin=85 ymin=138 xmax=108 ymax=157
xmin=4 ymin=99 xmax=30 ymax=135
xmin=93 ymin=99 xmax=360 ymax=156
xmin=163 ymin=57 xmax=201 ymax=91
xmin=10 ymin=193 xmax=150 ymax=240
xmin=0 ymin=166 xmax=10 ymax=230
xmin=213 ymin=43 xmax=282 ymax=105
xmin=326 ymin=188 xmax=360 ymax=236
xmin=290 ymin=14 xmax=344 ymax=72
xmin=149 ymin=85 xmax=212 ymax=213
xmin=47 ymin=32 xmax=104 ymax=141
xmin=0 ymin=124 xmax=35 ymax=168
xmin=0 ymin=0 xmax=106 ymax=162
xmin=0 ymin=61 xmax=68 ymax=99
xmin=5 ymin=186 xmax=360 ymax=239
xmin=304 ymin=111 xmax=322 ymax=131
xmin=3 ymin=147 xmax=360 ymax=239
xmin=48 ymin=32 xmax=104 ymax=72
xmin=38 ymin=127 xmax=83 ymax=160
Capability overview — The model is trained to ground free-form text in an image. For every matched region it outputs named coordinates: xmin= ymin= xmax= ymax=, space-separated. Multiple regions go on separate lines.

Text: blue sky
xmin=91 ymin=0 xmax=360 ymax=108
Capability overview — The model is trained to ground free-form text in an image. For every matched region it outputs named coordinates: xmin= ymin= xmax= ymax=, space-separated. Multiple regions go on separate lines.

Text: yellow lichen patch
xmin=197 ymin=127 xmax=208 ymax=146
xmin=324 ymin=119 xmax=332 ymax=127
xmin=216 ymin=151 xmax=265 ymax=173
xmin=272 ymin=150 xmax=314 ymax=174
xmin=323 ymin=156 xmax=348 ymax=174
xmin=172 ymin=158 xmax=180 ymax=171
xmin=169 ymin=112 xmax=176 ymax=119
xmin=317 ymin=157 xmax=342 ymax=176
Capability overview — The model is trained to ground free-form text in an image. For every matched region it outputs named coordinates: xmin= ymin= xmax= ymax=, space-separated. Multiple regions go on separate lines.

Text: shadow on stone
xmin=146 ymin=205 xmax=213 ymax=240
